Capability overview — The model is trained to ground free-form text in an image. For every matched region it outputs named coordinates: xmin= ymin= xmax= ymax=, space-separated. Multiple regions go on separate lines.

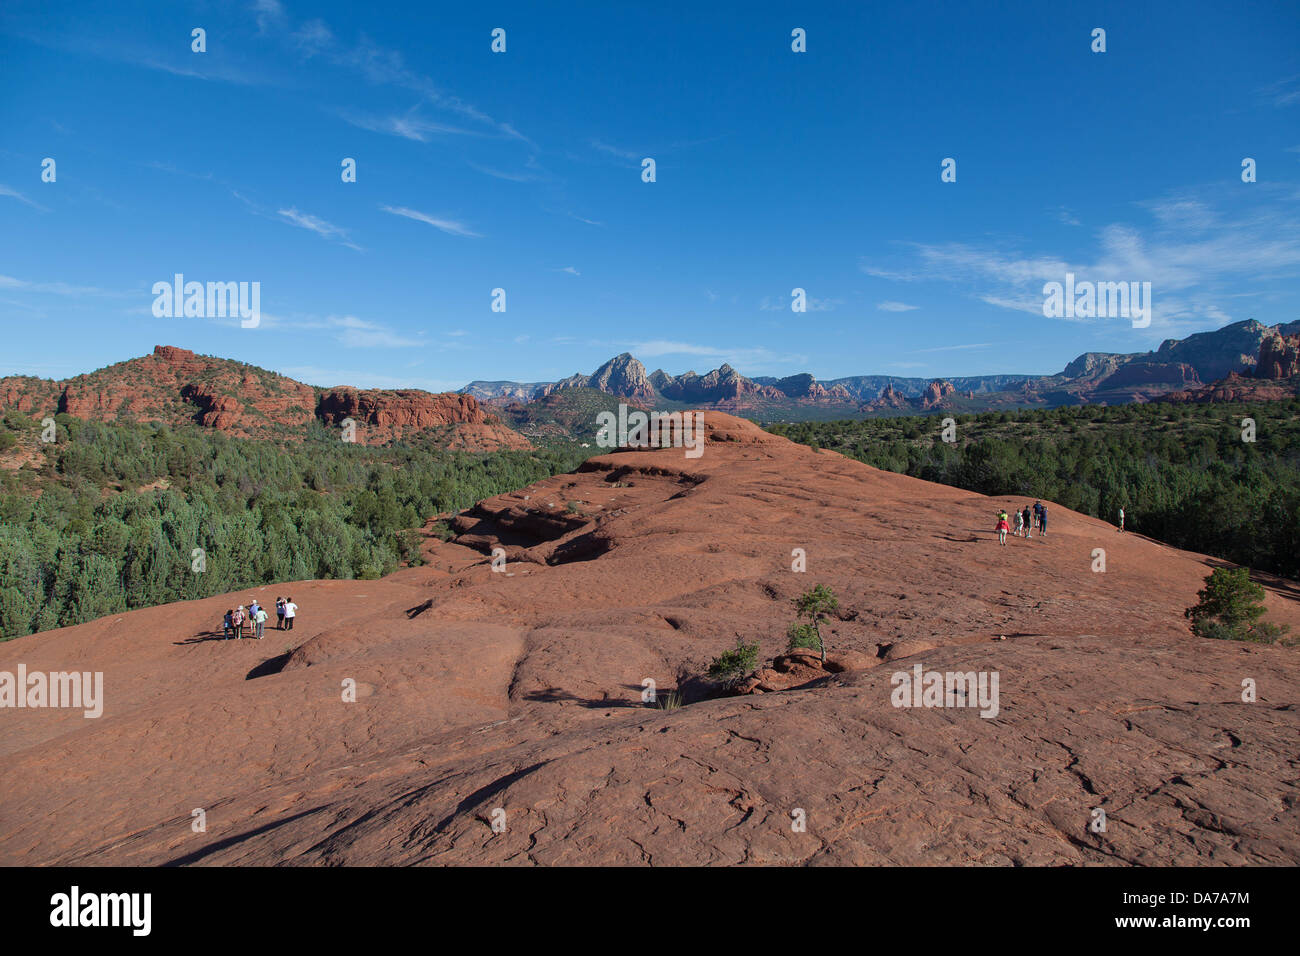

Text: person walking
xmin=995 ymin=510 xmax=1010 ymax=546
xmin=283 ymin=597 xmax=297 ymax=631
xmin=233 ymin=605 xmax=245 ymax=640
xmin=223 ymin=609 xmax=233 ymax=640
xmin=253 ymin=604 xmax=267 ymax=640
xmin=276 ymin=597 xmax=286 ymax=631
xmin=1022 ymin=504 xmax=1033 ymax=538
xmin=1014 ymin=507 xmax=1024 ymax=537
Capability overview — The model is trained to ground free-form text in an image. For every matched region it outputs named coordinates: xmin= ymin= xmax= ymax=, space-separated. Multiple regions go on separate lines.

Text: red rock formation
xmin=919 ymin=379 xmax=957 ymax=409
xmin=865 ymin=383 xmax=910 ymax=411
xmin=0 ymin=346 xmax=531 ymax=451
xmin=1257 ymin=332 xmax=1300 ymax=379
xmin=180 ymin=384 xmax=242 ymax=430
xmin=4 ymin=413 xmax=1299 ymax=867
xmin=150 ymin=344 xmax=207 ymax=376
xmin=317 ymin=389 xmax=492 ymax=429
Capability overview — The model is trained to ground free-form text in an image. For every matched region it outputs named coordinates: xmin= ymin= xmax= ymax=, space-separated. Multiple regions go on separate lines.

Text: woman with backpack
xmin=276 ymin=597 xmax=286 ymax=630
xmin=232 ymin=605 xmax=245 ymax=640
xmin=1022 ymin=505 xmax=1033 ymax=538
xmin=223 ymin=609 xmax=234 ymax=640
xmin=995 ymin=510 xmax=1010 ymax=546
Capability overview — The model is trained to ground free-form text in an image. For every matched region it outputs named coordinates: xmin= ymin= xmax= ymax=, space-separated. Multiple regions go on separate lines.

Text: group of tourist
xmin=222 ymin=597 xmax=297 ymax=640
xmin=994 ymin=503 xmax=1129 ymax=545
xmin=994 ymin=501 xmax=1050 ymax=546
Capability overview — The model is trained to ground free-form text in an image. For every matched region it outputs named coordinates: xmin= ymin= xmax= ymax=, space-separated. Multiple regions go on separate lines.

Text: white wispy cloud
xmin=253 ymin=0 xmax=287 ymax=35
xmin=254 ymin=312 xmax=426 ymax=348
xmin=0 ymin=274 xmax=132 ymax=298
xmin=277 ymin=207 xmax=361 ymax=250
xmin=860 ymin=189 xmax=1300 ymax=332
xmin=876 ymin=301 xmax=919 ymax=312
xmin=341 ymin=110 xmax=476 ymax=141
xmin=334 ymin=318 xmax=424 ymax=349
xmin=380 ymin=205 xmax=482 ymax=238
xmin=591 ymin=139 xmax=642 ymax=161
xmin=1260 ymin=75 xmax=1300 ymax=108
xmin=1055 ymin=206 xmax=1081 ymax=226
xmin=0 ymin=185 xmax=49 ymax=212
xmin=467 ymin=157 xmax=545 ymax=182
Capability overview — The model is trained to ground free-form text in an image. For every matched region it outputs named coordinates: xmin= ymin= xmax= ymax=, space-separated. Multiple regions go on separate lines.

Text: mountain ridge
xmin=462 ymin=318 xmax=1300 ymax=416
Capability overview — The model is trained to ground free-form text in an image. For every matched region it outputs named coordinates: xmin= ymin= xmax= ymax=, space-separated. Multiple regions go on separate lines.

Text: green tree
xmin=1185 ymin=567 xmax=1290 ymax=644
xmin=789 ymin=584 xmax=840 ymax=663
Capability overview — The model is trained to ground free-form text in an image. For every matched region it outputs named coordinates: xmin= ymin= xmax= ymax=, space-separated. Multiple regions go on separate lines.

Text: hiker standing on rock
xmin=995 ymin=510 xmax=1010 ymax=546
xmin=1039 ymin=504 xmax=1049 ymax=537
xmin=233 ymin=605 xmax=245 ymax=640
xmin=283 ymin=597 xmax=297 ymax=631
xmin=276 ymin=597 xmax=286 ymax=630
xmin=1118 ymin=507 xmax=1125 ymax=533
xmin=253 ymin=604 xmax=268 ymax=640
xmin=1014 ymin=507 xmax=1024 ymax=537
xmin=1022 ymin=504 xmax=1033 ymax=538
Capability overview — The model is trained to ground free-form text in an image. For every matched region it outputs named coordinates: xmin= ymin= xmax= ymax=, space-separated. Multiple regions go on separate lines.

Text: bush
xmin=1185 ymin=567 xmax=1291 ymax=644
xmin=786 ymin=621 xmax=821 ymax=652
xmin=707 ymin=638 xmax=760 ymax=689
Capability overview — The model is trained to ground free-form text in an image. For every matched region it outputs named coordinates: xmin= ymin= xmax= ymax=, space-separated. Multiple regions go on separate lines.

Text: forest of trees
xmin=768 ymin=399 xmax=1300 ymax=580
xmin=0 ymin=413 xmax=588 ymax=640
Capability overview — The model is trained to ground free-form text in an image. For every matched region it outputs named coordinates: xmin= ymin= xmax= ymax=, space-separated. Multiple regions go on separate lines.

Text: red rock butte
xmin=1 ymin=414 xmax=1297 ymax=865
xmin=0 ymin=345 xmax=531 ymax=451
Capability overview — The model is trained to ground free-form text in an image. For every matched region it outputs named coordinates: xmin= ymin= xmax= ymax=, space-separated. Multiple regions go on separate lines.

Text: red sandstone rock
xmin=1 ymin=413 xmax=1298 ymax=867
xmin=1257 ymin=332 xmax=1300 ymax=380
xmin=920 ymin=379 xmax=957 ymax=409
xmin=0 ymin=346 xmax=531 ymax=451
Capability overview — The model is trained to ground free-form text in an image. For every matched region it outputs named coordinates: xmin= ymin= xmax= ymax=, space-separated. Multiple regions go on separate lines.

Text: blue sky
xmin=1 ymin=0 xmax=1298 ymax=391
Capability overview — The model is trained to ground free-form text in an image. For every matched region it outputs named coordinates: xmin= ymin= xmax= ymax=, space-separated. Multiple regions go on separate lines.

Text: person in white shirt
xmin=283 ymin=598 xmax=298 ymax=631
